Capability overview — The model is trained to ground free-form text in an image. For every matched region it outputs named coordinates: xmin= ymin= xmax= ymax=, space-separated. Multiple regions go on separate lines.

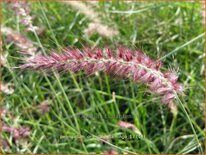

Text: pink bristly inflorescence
xmin=20 ymin=47 xmax=184 ymax=106
xmin=2 ymin=124 xmax=30 ymax=142
xmin=9 ymin=1 xmax=39 ymax=32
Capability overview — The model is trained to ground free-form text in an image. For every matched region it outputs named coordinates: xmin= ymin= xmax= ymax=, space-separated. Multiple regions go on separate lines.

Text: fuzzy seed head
xmin=20 ymin=47 xmax=184 ymax=106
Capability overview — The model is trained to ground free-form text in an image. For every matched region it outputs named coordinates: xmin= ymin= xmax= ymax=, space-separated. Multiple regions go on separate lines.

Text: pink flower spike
xmin=2 ymin=124 xmax=30 ymax=140
xmin=117 ymin=121 xmax=141 ymax=136
xmin=20 ymin=47 xmax=184 ymax=107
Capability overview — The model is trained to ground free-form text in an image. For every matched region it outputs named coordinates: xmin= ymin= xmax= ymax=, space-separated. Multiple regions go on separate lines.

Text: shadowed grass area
xmin=1 ymin=1 xmax=205 ymax=154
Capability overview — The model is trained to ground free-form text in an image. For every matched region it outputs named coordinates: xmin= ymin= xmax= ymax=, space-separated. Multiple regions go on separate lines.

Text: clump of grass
xmin=2 ymin=1 xmax=204 ymax=154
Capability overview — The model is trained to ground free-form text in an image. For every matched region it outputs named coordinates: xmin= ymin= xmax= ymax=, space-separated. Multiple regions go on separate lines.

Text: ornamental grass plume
xmin=63 ymin=1 xmax=119 ymax=37
xmin=8 ymin=1 xmax=39 ymax=32
xmin=1 ymin=109 xmax=31 ymax=152
xmin=63 ymin=1 xmax=100 ymax=23
xmin=2 ymin=124 xmax=30 ymax=141
xmin=117 ymin=121 xmax=140 ymax=133
xmin=2 ymin=26 xmax=39 ymax=59
xmin=117 ymin=121 xmax=142 ymax=137
xmin=20 ymin=47 xmax=184 ymax=107
xmin=84 ymin=22 xmax=119 ymax=38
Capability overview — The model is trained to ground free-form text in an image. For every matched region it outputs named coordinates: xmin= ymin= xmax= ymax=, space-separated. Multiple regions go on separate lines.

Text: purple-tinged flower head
xmin=20 ymin=47 xmax=184 ymax=106
xmin=117 ymin=121 xmax=139 ymax=132
xmin=117 ymin=120 xmax=143 ymax=137
xmin=2 ymin=124 xmax=30 ymax=141
xmin=9 ymin=1 xmax=38 ymax=32
xmin=2 ymin=27 xmax=39 ymax=59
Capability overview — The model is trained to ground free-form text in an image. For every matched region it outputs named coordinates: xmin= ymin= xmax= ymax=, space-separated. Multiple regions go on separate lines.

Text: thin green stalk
xmin=70 ymin=73 xmax=87 ymax=106
xmin=175 ymin=92 xmax=203 ymax=154
xmin=166 ymin=111 xmax=177 ymax=153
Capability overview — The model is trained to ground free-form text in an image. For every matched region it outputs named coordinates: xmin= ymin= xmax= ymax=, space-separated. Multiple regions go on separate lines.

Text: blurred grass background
xmin=1 ymin=1 xmax=205 ymax=154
